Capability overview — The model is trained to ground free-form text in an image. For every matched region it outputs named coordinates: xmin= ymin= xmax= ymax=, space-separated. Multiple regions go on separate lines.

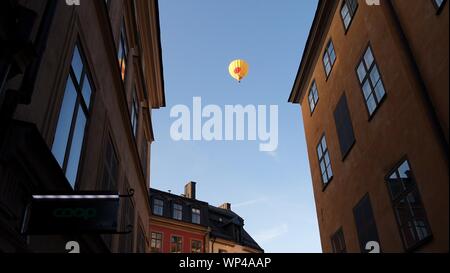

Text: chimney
xmin=184 ymin=181 xmax=196 ymax=199
xmin=219 ymin=203 xmax=231 ymax=211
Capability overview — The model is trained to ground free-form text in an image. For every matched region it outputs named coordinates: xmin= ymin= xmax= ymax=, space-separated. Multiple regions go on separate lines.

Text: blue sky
xmin=151 ymin=0 xmax=321 ymax=253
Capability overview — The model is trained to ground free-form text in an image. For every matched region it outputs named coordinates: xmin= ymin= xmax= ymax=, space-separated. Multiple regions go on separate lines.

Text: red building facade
xmin=150 ymin=217 xmax=208 ymax=253
xmin=149 ymin=183 xmax=209 ymax=253
xmin=149 ymin=182 xmax=263 ymax=253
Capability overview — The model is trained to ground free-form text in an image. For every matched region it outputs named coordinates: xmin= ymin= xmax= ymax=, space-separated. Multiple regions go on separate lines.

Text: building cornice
xmin=150 ymin=215 xmax=209 ymax=234
xmin=135 ymin=0 xmax=166 ymax=109
xmin=288 ymin=0 xmax=338 ymax=104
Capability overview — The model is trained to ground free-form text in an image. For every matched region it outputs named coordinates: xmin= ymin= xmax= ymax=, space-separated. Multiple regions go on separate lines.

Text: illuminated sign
xmin=22 ymin=193 xmax=121 ymax=235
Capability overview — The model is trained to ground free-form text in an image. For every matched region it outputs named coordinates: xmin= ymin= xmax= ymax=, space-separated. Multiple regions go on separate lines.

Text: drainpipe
xmin=203 ymin=227 xmax=211 ymax=253
xmin=384 ymin=1 xmax=449 ymax=161
xmin=211 ymin=237 xmax=216 ymax=254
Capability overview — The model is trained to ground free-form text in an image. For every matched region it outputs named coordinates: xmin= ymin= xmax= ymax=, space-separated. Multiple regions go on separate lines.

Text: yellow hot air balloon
xmin=229 ymin=59 xmax=249 ymax=82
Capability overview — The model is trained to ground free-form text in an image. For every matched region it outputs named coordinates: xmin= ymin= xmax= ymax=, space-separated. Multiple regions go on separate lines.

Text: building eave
xmin=136 ymin=0 xmax=166 ymax=110
xmin=288 ymin=0 xmax=337 ymax=104
xmin=151 ymin=0 xmax=166 ymax=109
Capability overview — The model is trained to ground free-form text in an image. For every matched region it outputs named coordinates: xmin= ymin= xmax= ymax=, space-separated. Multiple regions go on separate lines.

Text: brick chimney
xmin=184 ymin=181 xmax=196 ymax=199
xmin=219 ymin=202 xmax=231 ymax=211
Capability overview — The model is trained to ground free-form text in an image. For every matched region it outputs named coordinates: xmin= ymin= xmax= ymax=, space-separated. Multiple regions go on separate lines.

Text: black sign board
xmin=22 ymin=194 xmax=121 ymax=235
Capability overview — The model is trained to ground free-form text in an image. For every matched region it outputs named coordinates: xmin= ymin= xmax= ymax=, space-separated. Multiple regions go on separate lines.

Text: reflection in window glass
xmin=386 ymin=159 xmax=432 ymax=250
xmin=317 ymin=135 xmax=333 ymax=185
xmin=52 ymin=44 xmax=92 ymax=188
xmin=52 ymin=79 xmax=77 ymax=167
xmin=173 ymin=204 xmax=183 ymax=220
xmin=356 ymin=46 xmax=386 ymax=116
xmin=153 ymin=199 xmax=164 ymax=216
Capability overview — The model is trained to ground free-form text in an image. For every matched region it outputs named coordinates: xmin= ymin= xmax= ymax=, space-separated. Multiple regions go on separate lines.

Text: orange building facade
xmin=289 ymin=0 xmax=448 ymax=253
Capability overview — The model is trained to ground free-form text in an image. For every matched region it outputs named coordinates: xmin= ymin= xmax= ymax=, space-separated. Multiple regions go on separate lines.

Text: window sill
xmin=434 ymin=0 xmax=447 ymax=14
xmin=322 ymin=177 xmax=334 ymax=192
xmin=405 ymin=235 xmax=433 ymax=253
xmin=367 ymin=95 xmax=388 ymax=122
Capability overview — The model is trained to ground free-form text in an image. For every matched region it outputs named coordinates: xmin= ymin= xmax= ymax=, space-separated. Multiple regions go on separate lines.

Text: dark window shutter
xmin=331 ymin=228 xmax=346 ymax=253
xmin=334 ymin=94 xmax=355 ymax=158
xmin=353 ymin=195 xmax=380 ymax=253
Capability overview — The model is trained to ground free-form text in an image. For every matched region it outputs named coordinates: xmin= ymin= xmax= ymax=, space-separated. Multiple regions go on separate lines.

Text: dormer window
xmin=173 ymin=203 xmax=183 ymax=220
xmin=153 ymin=199 xmax=163 ymax=216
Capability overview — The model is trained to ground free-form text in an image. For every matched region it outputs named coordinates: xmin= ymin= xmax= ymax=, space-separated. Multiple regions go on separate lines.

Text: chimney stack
xmin=219 ymin=203 xmax=231 ymax=211
xmin=184 ymin=181 xmax=196 ymax=199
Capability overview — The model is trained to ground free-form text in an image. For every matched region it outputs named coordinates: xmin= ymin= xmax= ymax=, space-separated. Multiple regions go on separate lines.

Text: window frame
xmin=432 ymin=0 xmax=447 ymax=13
xmin=340 ymin=0 xmax=359 ymax=33
xmin=333 ymin=93 xmax=356 ymax=160
xmin=353 ymin=193 xmax=381 ymax=253
xmin=317 ymin=134 xmax=333 ymax=189
xmin=191 ymin=208 xmax=201 ymax=224
xmin=172 ymin=203 xmax=183 ymax=221
xmin=308 ymin=81 xmax=319 ymax=115
xmin=191 ymin=239 xmax=203 ymax=253
xmin=100 ymin=134 xmax=119 ymax=191
xmin=153 ymin=198 xmax=164 ymax=216
xmin=170 ymin=235 xmax=183 ymax=253
xmin=130 ymin=87 xmax=139 ymax=138
xmin=385 ymin=157 xmax=433 ymax=252
xmin=323 ymin=39 xmax=337 ymax=79
xmin=150 ymin=232 xmax=163 ymax=253
xmin=52 ymin=42 xmax=94 ymax=189
xmin=118 ymin=19 xmax=128 ymax=81
xmin=330 ymin=227 xmax=347 ymax=253
xmin=355 ymin=44 xmax=387 ymax=120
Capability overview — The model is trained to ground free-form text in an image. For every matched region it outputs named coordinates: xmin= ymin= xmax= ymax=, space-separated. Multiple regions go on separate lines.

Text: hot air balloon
xmin=229 ymin=59 xmax=249 ymax=83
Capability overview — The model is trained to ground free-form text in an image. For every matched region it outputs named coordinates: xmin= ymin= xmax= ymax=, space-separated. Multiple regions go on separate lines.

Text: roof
xmin=208 ymin=205 xmax=264 ymax=252
xmin=149 ymin=188 xmax=208 ymax=206
xmin=149 ymin=187 xmax=263 ymax=252
xmin=288 ymin=0 xmax=338 ymax=104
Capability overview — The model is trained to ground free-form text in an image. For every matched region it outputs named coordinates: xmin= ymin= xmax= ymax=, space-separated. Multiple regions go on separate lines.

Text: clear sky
xmin=152 ymin=0 xmax=322 ymax=253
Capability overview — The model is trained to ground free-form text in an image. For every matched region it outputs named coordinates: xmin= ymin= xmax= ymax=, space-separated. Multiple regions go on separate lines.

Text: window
xmin=192 ymin=208 xmax=201 ymax=224
xmin=118 ymin=20 xmax=128 ymax=81
xmin=317 ymin=135 xmax=333 ymax=185
xmin=235 ymin=226 xmax=242 ymax=243
xmin=173 ymin=204 xmax=183 ymax=220
xmin=130 ymin=88 xmax=139 ymax=137
xmin=52 ymin=44 xmax=92 ymax=188
xmin=323 ymin=40 xmax=336 ymax=77
xmin=191 ymin=240 xmax=202 ymax=253
xmin=433 ymin=0 xmax=447 ymax=11
xmin=340 ymin=0 xmax=358 ymax=30
xmin=101 ymin=136 xmax=118 ymax=191
xmin=356 ymin=46 xmax=386 ymax=117
xmin=153 ymin=199 xmax=164 ymax=216
xmin=308 ymin=81 xmax=319 ymax=114
xmin=140 ymin=138 xmax=148 ymax=179
xmin=99 ymin=137 xmax=118 ymax=250
xmin=331 ymin=228 xmax=347 ymax=253
xmin=353 ymin=194 xmax=380 ymax=253
xmin=334 ymin=94 xmax=356 ymax=158
xmin=150 ymin=232 xmax=162 ymax=253
xmin=386 ymin=159 xmax=432 ymax=251
xmin=170 ymin=236 xmax=183 ymax=253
